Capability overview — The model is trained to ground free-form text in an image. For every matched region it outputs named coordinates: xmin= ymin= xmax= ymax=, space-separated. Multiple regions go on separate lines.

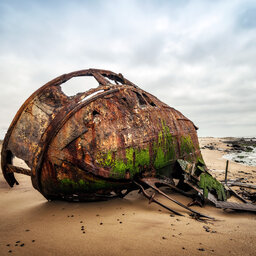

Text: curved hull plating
xmin=1 ymin=69 xmax=202 ymax=200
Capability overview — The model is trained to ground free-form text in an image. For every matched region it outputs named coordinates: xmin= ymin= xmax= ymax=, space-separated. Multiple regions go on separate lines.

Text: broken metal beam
xmin=222 ymin=182 xmax=256 ymax=190
xmin=7 ymin=164 xmax=31 ymax=176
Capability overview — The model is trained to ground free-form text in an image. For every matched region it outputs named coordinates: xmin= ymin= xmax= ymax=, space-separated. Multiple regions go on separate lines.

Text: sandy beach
xmin=0 ymin=138 xmax=256 ymax=256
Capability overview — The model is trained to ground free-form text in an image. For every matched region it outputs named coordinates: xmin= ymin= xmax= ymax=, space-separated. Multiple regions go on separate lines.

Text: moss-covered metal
xmin=96 ymin=120 xmax=178 ymax=179
xmin=153 ymin=120 xmax=176 ymax=169
xmin=97 ymin=147 xmax=150 ymax=178
xmin=180 ymin=135 xmax=196 ymax=160
xmin=199 ymin=173 xmax=226 ymax=201
xmin=59 ymin=177 xmax=122 ymax=193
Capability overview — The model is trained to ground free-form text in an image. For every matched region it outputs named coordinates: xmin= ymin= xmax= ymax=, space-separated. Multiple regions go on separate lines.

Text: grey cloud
xmin=1 ymin=0 xmax=256 ymax=138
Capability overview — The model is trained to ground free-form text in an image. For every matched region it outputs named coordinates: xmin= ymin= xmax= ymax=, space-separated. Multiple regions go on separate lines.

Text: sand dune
xmin=0 ymin=138 xmax=256 ymax=256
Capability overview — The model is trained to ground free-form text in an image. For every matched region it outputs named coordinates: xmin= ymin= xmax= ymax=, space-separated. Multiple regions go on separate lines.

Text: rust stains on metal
xmin=2 ymin=68 xmax=256 ymax=217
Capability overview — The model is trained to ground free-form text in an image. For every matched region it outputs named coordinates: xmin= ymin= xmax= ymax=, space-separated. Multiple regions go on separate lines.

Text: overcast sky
xmin=0 ymin=0 xmax=256 ymax=138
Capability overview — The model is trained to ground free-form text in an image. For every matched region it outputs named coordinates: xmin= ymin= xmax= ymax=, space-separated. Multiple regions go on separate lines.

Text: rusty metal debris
xmin=1 ymin=68 xmax=256 ymax=218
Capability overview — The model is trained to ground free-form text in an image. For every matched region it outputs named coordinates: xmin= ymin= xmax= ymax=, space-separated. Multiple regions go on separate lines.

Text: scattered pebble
xmin=198 ymin=248 xmax=205 ymax=251
xmin=100 ymin=222 xmax=103 ymax=225
xmin=16 ymin=241 xmax=20 ymax=244
xmin=6 ymin=244 xmax=10 ymax=247
xmin=71 ymin=215 xmax=74 ymax=217
xmin=80 ymin=221 xmax=83 ymax=223
xmin=25 ymin=229 xmax=30 ymax=232
xmin=20 ymin=243 xmax=25 ymax=247
xmin=176 ymin=219 xmax=180 ymax=221
xmin=162 ymin=236 xmax=167 ymax=240
xmin=32 ymin=240 xmax=35 ymax=243
xmin=170 ymin=214 xmax=175 ymax=217
xmin=119 ymin=221 xmax=122 ymax=224
xmin=182 ymin=247 xmax=185 ymax=250
xmin=83 ymin=231 xmax=85 ymax=234
xmin=8 ymin=250 xmax=12 ymax=253
xmin=96 ymin=214 xmax=100 ymax=217
xmin=203 ymin=226 xmax=210 ymax=232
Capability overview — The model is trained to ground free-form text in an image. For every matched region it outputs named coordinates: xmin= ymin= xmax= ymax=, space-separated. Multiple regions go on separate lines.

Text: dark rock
xmin=204 ymin=145 xmax=215 ymax=150
xmin=232 ymin=144 xmax=241 ymax=149
xmin=203 ymin=226 xmax=210 ymax=232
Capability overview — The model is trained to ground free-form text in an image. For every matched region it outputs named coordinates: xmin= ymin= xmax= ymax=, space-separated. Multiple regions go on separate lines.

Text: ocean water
xmin=223 ymin=147 xmax=256 ymax=167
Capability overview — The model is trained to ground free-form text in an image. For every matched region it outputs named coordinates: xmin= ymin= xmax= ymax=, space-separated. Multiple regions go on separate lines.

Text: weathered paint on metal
xmin=1 ymin=69 xmax=202 ymax=201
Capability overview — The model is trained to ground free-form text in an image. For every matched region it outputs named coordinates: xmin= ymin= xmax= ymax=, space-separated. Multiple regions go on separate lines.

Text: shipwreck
xmin=2 ymin=69 xmax=256 ymax=218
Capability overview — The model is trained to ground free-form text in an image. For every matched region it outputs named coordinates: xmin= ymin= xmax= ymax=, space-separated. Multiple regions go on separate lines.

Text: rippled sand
xmin=0 ymin=139 xmax=256 ymax=256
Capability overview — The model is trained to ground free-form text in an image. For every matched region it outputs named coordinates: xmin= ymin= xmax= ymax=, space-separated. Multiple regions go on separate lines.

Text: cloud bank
xmin=0 ymin=0 xmax=256 ymax=138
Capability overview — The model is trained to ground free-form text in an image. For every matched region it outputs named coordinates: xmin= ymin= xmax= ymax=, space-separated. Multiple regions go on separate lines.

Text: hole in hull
xmin=61 ymin=76 xmax=99 ymax=96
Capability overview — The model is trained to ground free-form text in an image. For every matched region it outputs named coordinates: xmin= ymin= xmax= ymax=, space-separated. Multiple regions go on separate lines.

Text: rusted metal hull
xmin=1 ymin=69 xmax=202 ymax=201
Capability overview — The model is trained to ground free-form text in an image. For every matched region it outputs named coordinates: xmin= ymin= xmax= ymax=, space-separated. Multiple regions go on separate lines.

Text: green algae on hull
xmin=97 ymin=120 xmax=178 ymax=178
xmin=60 ymin=177 xmax=122 ymax=193
xmin=153 ymin=121 xmax=176 ymax=169
xmin=97 ymin=147 xmax=150 ymax=178
xmin=180 ymin=135 xmax=195 ymax=157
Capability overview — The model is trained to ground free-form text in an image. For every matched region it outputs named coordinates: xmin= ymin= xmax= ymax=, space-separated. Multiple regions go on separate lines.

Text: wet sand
xmin=0 ymin=138 xmax=256 ymax=256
